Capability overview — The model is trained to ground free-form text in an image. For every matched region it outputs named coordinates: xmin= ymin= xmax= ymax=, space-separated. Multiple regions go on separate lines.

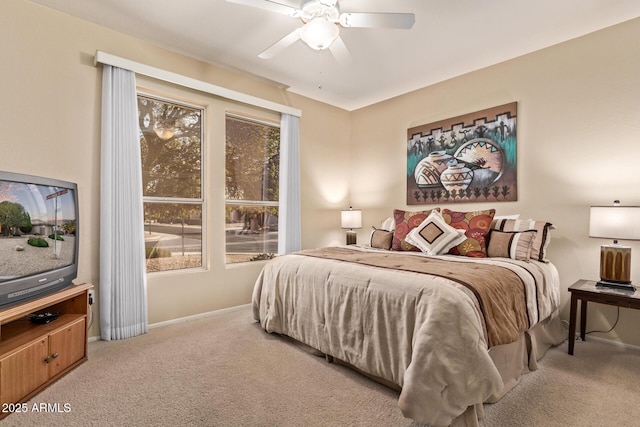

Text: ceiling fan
xmin=226 ymin=0 xmax=415 ymax=61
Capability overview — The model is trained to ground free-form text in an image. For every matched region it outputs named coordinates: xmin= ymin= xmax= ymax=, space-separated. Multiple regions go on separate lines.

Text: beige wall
xmin=3 ymin=1 xmax=640 ymax=347
xmin=350 ymin=17 xmax=640 ymax=346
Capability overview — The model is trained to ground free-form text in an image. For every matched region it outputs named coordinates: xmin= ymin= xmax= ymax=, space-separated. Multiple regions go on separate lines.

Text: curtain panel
xmin=99 ymin=65 xmax=148 ymax=341
xmin=278 ymin=114 xmax=301 ymax=254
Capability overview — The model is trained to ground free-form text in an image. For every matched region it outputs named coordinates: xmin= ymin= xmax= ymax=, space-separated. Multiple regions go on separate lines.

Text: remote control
xmin=29 ymin=312 xmax=60 ymax=324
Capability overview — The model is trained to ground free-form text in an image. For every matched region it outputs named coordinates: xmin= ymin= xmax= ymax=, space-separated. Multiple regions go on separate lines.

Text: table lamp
xmin=589 ymin=201 xmax=640 ymax=290
xmin=341 ymin=207 xmax=362 ymax=245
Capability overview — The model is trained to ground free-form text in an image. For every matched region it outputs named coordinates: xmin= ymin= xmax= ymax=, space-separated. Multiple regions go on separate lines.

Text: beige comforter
xmin=252 ymin=246 xmax=560 ymax=426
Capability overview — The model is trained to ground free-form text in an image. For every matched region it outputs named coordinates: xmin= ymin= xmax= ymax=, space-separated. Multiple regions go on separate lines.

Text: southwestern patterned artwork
xmin=407 ymin=102 xmax=517 ymax=205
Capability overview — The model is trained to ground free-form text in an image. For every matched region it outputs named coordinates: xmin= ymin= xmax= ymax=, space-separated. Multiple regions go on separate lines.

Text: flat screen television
xmin=0 ymin=171 xmax=79 ymax=308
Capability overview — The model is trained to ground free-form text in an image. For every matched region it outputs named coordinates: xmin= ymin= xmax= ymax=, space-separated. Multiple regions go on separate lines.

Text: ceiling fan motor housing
xmin=300 ymin=0 xmax=340 ymax=23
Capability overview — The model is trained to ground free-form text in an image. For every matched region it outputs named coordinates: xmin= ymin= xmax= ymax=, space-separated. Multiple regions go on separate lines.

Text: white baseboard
xmin=88 ymin=303 xmax=252 ymax=342
xmin=582 ymin=334 xmax=640 ymax=352
xmin=149 ymin=303 xmax=251 ymax=329
xmin=562 ymin=317 xmax=640 ymax=352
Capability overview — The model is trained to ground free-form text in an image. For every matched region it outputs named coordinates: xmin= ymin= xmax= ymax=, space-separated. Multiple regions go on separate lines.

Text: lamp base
xmin=600 ymin=244 xmax=631 ymax=284
xmin=346 ymin=230 xmax=357 ymax=245
xmin=596 ymin=280 xmax=636 ymax=292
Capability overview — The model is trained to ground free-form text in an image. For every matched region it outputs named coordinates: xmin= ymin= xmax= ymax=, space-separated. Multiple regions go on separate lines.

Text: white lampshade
xmin=299 ymin=18 xmax=339 ymax=50
xmin=341 ymin=207 xmax=362 ymax=230
xmin=590 ymin=203 xmax=640 ymax=286
xmin=589 ymin=205 xmax=640 ymax=241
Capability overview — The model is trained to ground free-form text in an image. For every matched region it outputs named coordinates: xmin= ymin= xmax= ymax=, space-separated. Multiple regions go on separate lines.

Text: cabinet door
xmin=48 ymin=318 xmax=86 ymax=378
xmin=0 ymin=339 xmax=49 ymax=404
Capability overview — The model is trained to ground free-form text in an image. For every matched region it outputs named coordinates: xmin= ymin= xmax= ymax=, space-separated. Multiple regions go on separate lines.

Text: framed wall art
xmin=407 ymin=102 xmax=517 ymax=205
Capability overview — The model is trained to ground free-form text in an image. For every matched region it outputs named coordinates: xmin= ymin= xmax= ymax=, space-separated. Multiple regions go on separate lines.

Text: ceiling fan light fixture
xmin=299 ymin=18 xmax=339 ymax=50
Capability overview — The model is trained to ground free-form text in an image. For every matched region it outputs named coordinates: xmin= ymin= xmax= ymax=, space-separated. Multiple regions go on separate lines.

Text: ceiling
xmin=30 ymin=0 xmax=640 ymax=111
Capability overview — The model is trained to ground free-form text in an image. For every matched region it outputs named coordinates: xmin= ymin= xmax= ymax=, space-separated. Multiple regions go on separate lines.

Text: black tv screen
xmin=0 ymin=171 xmax=79 ymax=308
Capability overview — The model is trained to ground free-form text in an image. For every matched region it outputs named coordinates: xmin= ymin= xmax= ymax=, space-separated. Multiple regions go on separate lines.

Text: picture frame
xmin=407 ymin=102 xmax=517 ymax=205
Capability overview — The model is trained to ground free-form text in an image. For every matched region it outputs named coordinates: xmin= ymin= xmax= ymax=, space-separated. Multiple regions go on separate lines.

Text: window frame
xmin=224 ymin=112 xmax=281 ymax=264
xmin=138 ymin=91 xmax=207 ymax=274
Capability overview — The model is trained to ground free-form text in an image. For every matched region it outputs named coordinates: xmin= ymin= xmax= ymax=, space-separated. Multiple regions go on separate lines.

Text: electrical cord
xmin=88 ymin=303 xmax=94 ymax=329
xmin=563 ymin=307 xmax=621 ymax=341
xmin=585 ymin=306 xmax=620 ymax=335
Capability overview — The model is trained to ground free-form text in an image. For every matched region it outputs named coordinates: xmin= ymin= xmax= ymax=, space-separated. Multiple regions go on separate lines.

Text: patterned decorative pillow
xmin=405 ymin=211 xmax=467 ymax=255
xmin=487 ymin=229 xmax=537 ymax=261
xmin=491 ymin=218 xmax=556 ymax=262
xmin=369 ymin=227 xmax=393 ymax=250
xmin=441 ymin=208 xmax=496 ymax=257
xmin=391 ymin=208 xmax=439 ymax=251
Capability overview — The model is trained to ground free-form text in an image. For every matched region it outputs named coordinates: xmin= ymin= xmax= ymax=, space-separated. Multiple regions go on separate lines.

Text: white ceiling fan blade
xmin=258 ymin=28 xmax=301 ymax=59
xmin=329 ymin=36 xmax=352 ymax=66
xmin=226 ymin=0 xmax=299 ymax=17
xmin=339 ymin=12 xmax=415 ymax=29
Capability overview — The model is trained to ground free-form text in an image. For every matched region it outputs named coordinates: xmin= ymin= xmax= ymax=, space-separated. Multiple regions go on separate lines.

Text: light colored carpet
xmin=4 ymin=305 xmax=640 ymax=427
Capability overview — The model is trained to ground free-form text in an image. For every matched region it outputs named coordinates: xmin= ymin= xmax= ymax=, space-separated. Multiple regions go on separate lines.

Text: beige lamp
xmin=589 ymin=201 xmax=640 ymax=290
xmin=341 ymin=207 xmax=362 ymax=245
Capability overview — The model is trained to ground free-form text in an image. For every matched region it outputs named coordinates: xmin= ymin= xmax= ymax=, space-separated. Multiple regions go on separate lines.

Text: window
xmin=138 ymin=94 xmax=204 ymax=273
xmin=225 ymin=114 xmax=280 ymax=264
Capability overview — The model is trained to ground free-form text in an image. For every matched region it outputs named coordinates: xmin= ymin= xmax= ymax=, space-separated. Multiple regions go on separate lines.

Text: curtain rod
xmin=94 ymin=51 xmax=302 ymax=118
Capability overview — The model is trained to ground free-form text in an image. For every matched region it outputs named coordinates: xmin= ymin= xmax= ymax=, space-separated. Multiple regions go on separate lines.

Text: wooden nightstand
xmin=568 ymin=279 xmax=640 ymax=355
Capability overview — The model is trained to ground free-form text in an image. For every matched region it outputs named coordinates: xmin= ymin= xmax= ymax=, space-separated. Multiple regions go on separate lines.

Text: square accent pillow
xmin=369 ymin=227 xmax=393 ymax=250
xmin=405 ymin=211 xmax=467 ymax=255
xmin=491 ymin=218 xmax=555 ymax=262
xmin=391 ymin=208 xmax=439 ymax=251
xmin=487 ymin=230 xmax=537 ymax=261
xmin=442 ymin=208 xmax=496 ymax=257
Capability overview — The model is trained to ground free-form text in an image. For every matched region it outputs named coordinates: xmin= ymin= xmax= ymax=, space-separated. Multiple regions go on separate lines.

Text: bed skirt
xmin=487 ymin=310 xmax=565 ymax=402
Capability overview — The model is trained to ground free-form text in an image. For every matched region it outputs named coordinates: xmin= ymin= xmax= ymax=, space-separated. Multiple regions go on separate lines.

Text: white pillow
xmin=405 ymin=211 xmax=467 ymax=255
xmin=493 ymin=214 xmax=520 ymax=220
xmin=380 ymin=216 xmax=395 ymax=232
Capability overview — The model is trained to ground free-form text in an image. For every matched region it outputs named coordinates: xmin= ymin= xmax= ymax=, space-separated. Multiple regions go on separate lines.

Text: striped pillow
xmin=487 ymin=230 xmax=537 ymax=261
xmin=491 ymin=219 xmax=555 ymax=262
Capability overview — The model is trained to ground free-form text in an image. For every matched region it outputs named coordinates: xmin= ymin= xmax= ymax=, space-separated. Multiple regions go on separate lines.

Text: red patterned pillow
xmin=442 ymin=208 xmax=496 ymax=257
xmin=391 ymin=208 xmax=439 ymax=251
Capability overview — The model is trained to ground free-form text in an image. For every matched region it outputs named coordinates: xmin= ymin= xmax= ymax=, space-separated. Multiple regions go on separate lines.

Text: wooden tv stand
xmin=0 ymin=283 xmax=92 ymax=418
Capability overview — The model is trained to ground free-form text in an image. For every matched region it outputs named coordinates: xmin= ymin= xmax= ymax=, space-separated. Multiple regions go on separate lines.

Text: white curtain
xmin=100 ymin=65 xmax=148 ymax=341
xmin=278 ymin=114 xmax=301 ymax=254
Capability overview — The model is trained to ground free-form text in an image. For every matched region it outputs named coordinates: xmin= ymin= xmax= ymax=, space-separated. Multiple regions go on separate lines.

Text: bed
xmin=252 ymin=210 xmax=565 ymax=427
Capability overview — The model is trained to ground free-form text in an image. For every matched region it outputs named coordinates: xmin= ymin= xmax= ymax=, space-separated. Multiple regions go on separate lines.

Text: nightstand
xmin=568 ymin=279 xmax=640 ymax=355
